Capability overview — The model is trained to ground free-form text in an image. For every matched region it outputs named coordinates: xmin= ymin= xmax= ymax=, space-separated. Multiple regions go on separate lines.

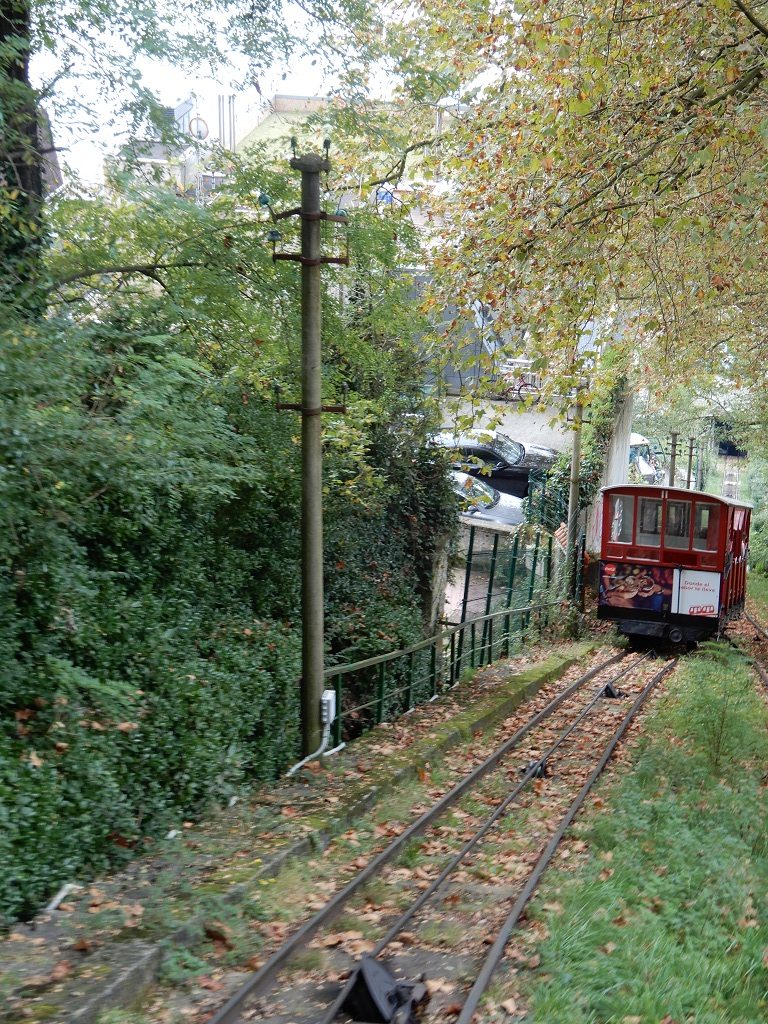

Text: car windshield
xmin=453 ymin=473 xmax=499 ymax=509
xmin=489 ymin=433 xmax=524 ymax=466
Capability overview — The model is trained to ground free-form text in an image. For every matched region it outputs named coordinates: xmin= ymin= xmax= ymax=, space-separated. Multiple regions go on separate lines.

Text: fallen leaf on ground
xmin=425 ymin=979 xmax=455 ymax=995
xmin=320 ymin=933 xmax=346 ymax=947
xmin=347 ymin=939 xmax=375 ymax=955
xmin=500 ymin=997 xmax=518 ymax=1013
xmin=50 ymin=961 xmax=72 ymax=982
xmin=23 ymin=974 xmax=53 ymax=990
xmin=198 ymin=976 xmax=225 ymax=991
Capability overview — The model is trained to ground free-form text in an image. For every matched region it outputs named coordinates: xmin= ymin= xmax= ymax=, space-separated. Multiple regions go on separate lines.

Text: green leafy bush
xmin=743 ymin=457 xmax=768 ymax=574
xmin=0 ymin=318 xmax=451 ymax=924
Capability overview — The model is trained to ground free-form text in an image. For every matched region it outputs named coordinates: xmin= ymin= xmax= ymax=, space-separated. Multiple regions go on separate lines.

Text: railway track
xmin=742 ymin=610 xmax=768 ymax=689
xmin=721 ymin=454 xmax=742 ymax=500
xmin=203 ymin=651 xmax=676 ymax=1024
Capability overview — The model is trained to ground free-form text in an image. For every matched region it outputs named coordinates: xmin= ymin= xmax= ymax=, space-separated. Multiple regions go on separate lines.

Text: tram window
xmin=609 ymin=494 xmax=634 ymax=543
xmin=693 ymin=503 xmax=721 ymax=551
xmin=637 ymin=497 xmax=662 ymax=546
xmin=664 ymin=500 xmax=691 ymax=549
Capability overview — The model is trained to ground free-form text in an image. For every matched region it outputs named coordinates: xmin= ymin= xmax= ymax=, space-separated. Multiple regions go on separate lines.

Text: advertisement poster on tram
xmin=599 ymin=563 xmax=674 ymax=612
xmin=673 ymin=570 xmax=720 ymax=617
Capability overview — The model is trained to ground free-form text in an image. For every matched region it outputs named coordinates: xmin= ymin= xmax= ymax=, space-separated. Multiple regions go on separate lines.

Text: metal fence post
xmin=525 ymin=532 xmax=541 ymax=627
xmin=578 ymin=533 xmax=587 ymax=611
xmin=505 ymin=533 xmax=520 ymax=608
xmin=376 ymin=662 xmax=386 ymax=724
xmin=481 ymin=532 xmax=500 ymax=661
xmin=333 ymin=673 xmax=343 ymax=747
xmin=460 ymin=525 xmax=476 ymax=624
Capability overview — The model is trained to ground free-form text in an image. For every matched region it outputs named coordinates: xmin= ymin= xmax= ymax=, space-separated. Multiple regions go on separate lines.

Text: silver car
xmin=451 ymin=471 xmax=525 ymax=526
xmin=435 ymin=429 xmax=559 ymax=497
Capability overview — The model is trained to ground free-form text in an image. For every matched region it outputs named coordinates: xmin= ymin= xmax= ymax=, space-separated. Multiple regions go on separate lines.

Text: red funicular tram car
xmin=598 ymin=485 xmax=751 ymax=644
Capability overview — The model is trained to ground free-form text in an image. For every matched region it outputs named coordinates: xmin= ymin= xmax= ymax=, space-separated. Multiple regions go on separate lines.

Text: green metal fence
xmin=325 ymin=596 xmax=559 ymax=748
xmin=449 ymin=524 xmax=555 ymax=625
xmin=526 ymin=468 xmax=568 ymax=532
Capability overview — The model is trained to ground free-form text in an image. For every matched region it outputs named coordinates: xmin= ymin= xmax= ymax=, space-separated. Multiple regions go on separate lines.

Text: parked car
xmin=451 ymin=471 xmax=525 ymax=526
xmin=435 ymin=429 xmax=559 ymax=496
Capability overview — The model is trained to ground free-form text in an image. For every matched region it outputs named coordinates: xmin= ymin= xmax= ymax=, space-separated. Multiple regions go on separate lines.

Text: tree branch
xmin=365 ymin=138 xmax=437 ymax=189
xmin=732 ymin=0 xmax=768 ymax=38
xmin=52 ymin=260 xmax=208 ymax=288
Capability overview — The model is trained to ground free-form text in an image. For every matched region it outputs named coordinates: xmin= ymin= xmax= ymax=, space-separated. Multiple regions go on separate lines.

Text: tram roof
xmin=600 ymin=483 xmax=752 ymax=510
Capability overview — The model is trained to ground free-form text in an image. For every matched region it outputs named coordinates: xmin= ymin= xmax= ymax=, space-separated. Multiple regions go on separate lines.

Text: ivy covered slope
xmin=0 ymin=160 xmax=454 ymax=925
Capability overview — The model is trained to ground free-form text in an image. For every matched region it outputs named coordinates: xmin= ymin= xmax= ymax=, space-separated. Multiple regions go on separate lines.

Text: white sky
xmin=35 ymin=47 xmax=328 ymax=184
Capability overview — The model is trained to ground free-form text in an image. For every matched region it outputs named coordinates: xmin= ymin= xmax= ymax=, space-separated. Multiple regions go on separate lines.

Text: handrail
xmin=324 ymin=598 xmax=560 ymax=677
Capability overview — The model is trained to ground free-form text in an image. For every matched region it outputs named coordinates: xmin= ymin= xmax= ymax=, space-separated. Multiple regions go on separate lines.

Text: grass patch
xmin=419 ymin=917 xmax=467 ymax=949
xmin=511 ymin=645 xmax=768 ymax=1023
xmin=748 ymin=573 xmax=768 ymax=620
xmin=284 ymin=948 xmax=328 ymax=974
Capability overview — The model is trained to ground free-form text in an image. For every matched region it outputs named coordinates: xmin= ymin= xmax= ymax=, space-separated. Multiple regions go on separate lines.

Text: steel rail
xmin=205 ymin=651 xmax=627 ymax=1024
xmin=314 ymin=654 xmax=652 ymax=1024
xmin=742 ymin=611 xmax=768 ymax=689
xmin=455 ymin=657 xmax=677 ymax=1024
xmin=744 ymin=609 xmax=768 ymax=642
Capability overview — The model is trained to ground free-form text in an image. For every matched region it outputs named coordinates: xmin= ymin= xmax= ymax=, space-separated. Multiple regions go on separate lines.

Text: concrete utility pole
xmin=295 ymin=153 xmax=327 ymax=757
xmin=686 ymin=436 xmax=695 ymax=489
xmin=566 ymin=384 xmax=584 ymax=603
xmin=668 ymin=431 xmax=679 ymax=487
xmin=272 ymin=149 xmax=347 ymax=756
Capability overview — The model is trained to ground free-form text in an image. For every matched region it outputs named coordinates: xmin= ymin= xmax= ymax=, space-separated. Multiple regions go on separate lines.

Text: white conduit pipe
xmin=285 ymin=721 xmax=331 ymax=777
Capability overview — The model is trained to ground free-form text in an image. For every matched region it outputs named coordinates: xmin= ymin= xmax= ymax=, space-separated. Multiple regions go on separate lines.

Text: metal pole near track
xmin=668 ymin=431 xmax=679 ymax=486
xmin=296 ymin=154 xmax=326 ymax=755
xmin=566 ymin=384 xmax=584 ymax=601
xmin=271 ymin=149 xmax=348 ymax=755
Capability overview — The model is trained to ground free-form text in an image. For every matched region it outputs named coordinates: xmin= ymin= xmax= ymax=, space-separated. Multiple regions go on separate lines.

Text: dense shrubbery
xmin=0 ymin=317 xmax=453 ymax=924
xmin=744 ymin=458 xmax=768 ymax=574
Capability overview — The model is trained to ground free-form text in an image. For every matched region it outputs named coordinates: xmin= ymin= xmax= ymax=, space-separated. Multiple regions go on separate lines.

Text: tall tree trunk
xmin=0 ymin=0 xmax=45 ymax=316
